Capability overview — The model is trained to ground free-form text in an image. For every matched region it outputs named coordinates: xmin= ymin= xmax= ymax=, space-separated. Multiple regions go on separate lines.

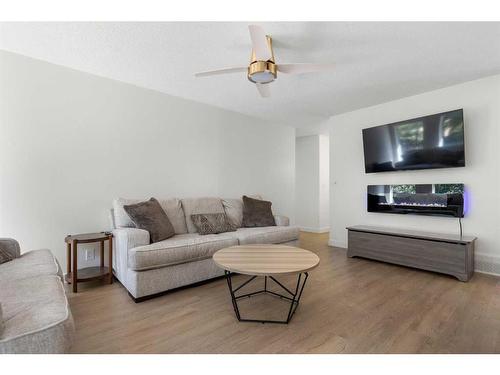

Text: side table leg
xmin=100 ymin=240 xmax=104 ymax=268
xmin=108 ymin=236 xmax=113 ymax=284
xmin=66 ymin=242 xmax=71 ymax=278
xmin=72 ymin=240 xmax=78 ymax=293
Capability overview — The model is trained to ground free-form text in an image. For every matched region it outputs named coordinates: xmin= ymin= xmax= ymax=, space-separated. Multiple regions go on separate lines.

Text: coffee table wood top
xmin=213 ymin=244 xmax=320 ymax=276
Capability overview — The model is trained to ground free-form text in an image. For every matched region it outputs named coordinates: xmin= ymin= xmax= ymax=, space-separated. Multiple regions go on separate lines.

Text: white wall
xmin=318 ymin=135 xmax=330 ymax=229
xmin=295 ymin=135 xmax=330 ymax=233
xmin=295 ymin=136 xmax=320 ymax=231
xmin=0 ymin=50 xmax=296 ymax=269
xmin=328 ymin=74 xmax=500 ymax=274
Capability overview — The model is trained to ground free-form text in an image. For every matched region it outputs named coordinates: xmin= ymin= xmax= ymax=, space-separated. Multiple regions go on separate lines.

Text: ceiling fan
xmin=194 ymin=25 xmax=335 ymax=98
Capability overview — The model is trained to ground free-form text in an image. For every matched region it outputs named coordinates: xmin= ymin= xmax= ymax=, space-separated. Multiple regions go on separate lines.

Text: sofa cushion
xmin=113 ymin=197 xmax=188 ymax=234
xmin=222 ymin=198 xmax=244 ymax=228
xmin=128 ymin=233 xmax=238 ymax=271
xmin=124 ymin=198 xmax=176 ymax=243
xmin=242 ymin=195 xmax=276 ymax=227
xmin=0 ymin=275 xmax=74 ymax=354
xmin=158 ymin=198 xmax=188 ymax=234
xmin=113 ymin=198 xmax=141 ymax=228
xmin=0 ymin=249 xmax=60 ymax=283
xmin=181 ymin=197 xmax=225 ymax=233
xmin=228 ymin=226 xmax=300 ymax=245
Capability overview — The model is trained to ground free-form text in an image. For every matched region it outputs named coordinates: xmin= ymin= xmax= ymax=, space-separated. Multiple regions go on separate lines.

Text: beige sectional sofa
xmin=111 ymin=196 xmax=299 ymax=301
xmin=0 ymin=239 xmax=74 ymax=354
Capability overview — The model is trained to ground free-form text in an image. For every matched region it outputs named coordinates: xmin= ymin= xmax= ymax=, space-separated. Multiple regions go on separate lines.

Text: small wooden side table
xmin=65 ymin=232 xmax=113 ymax=293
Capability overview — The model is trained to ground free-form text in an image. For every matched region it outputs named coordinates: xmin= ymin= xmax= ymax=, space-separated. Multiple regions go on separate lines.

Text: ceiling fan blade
xmin=194 ymin=66 xmax=247 ymax=78
xmin=277 ymin=63 xmax=335 ymax=74
xmin=256 ymin=83 xmax=271 ymax=98
xmin=248 ymin=25 xmax=272 ymax=61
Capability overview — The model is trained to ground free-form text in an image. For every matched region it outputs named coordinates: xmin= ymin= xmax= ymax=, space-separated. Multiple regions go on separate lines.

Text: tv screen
xmin=362 ymin=109 xmax=465 ymax=173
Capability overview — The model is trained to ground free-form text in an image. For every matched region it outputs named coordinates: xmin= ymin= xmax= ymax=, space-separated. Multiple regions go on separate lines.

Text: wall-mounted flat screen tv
xmin=362 ymin=109 xmax=465 ymax=173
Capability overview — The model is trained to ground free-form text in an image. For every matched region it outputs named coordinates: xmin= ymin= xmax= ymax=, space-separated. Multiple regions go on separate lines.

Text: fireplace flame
xmin=379 ymin=202 xmax=447 ymax=207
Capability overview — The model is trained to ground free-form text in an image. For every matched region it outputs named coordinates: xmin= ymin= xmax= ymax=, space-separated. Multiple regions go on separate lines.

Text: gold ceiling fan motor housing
xmin=247 ymin=36 xmax=277 ymax=84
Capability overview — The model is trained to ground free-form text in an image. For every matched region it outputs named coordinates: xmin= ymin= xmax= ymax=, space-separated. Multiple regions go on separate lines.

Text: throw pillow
xmin=124 ymin=198 xmax=176 ymax=243
xmin=242 ymin=195 xmax=276 ymax=227
xmin=221 ymin=198 xmax=244 ymax=228
xmin=0 ymin=246 xmax=14 ymax=265
xmin=191 ymin=213 xmax=236 ymax=235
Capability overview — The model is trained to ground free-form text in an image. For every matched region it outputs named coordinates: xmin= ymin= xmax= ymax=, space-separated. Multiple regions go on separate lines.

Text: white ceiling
xmin=1 ymin=22 xmax=500 ymax=128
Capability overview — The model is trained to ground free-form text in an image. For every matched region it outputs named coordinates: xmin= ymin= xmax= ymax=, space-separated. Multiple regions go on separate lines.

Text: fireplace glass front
xmin=367 ymin=184 xmax=464 ymax=217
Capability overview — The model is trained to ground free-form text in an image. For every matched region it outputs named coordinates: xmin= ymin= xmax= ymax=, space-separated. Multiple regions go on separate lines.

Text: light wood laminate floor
xmin=68 ymin=232 xmax=500 ymax=353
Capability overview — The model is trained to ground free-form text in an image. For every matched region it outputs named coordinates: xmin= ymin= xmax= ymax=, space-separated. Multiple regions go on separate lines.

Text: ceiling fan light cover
xmin=195 ymin=25 xmax=335 ymax=97
xmin=247 ymin=61 xmax=277 ymax=84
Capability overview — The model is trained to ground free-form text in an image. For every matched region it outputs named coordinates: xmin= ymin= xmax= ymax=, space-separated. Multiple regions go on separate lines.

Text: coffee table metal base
xmin=224 ymin=270 xmax=309 ymax=324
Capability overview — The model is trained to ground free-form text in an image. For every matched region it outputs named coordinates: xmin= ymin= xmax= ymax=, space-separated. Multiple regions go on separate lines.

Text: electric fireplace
xmin=367 ymin=184 xmax=464 ymax=218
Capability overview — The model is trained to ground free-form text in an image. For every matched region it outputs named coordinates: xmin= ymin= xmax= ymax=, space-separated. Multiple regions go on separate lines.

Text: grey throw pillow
xmin=242 ymin=195 xmax=276 ymax=227
xmin=124 ymin=198 xmax=175 ymax=243
xmin=191 ymin=213 xmax=236 ymax=235
xmin=0 ymin=246 xmax=14 ymax=265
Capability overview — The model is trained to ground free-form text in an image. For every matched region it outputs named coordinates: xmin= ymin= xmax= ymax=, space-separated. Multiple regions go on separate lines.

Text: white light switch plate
xmin=85 ymin=249 xmax=95 ymax=261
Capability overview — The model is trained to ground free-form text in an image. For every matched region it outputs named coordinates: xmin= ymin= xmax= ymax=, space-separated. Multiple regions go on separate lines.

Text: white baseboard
xmin=328 ymin=238 xmax=347 ymax=248
xmin=475 ymin=270 xmax=500 ymax=277
xmin=475 ymin=252 xmax=500 ymax=277
xmin=300 ymin=226 xmax=330 ymax=234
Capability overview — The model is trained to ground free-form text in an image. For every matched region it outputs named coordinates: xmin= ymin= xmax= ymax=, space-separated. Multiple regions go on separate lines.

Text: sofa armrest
xmin=0 ymin=238 xmax=21 ymax=259
xmin=274 ymin=215 xmax=290 ymax=227
xmin=111 ymin=228 xmax=149 ymax=283
xmin=113 ymin=228 xmax=150 ymax=251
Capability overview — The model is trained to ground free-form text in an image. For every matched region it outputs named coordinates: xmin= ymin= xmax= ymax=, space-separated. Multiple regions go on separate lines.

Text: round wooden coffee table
xmin=213 ymin=244 xmax=320 ymax=324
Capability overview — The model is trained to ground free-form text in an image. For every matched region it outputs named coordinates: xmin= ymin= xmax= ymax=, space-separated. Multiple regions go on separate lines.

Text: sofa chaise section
xmin=0 ymin=239 xmax=74 ymax=354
